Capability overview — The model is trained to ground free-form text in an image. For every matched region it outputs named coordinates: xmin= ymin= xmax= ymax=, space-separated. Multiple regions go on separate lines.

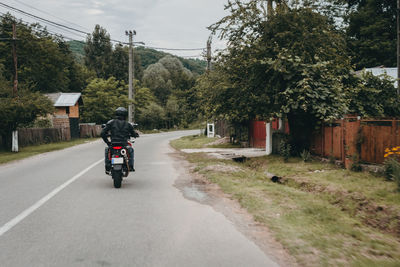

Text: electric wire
xmin=11 ymin=0 xmax=90 ymax=31
xmin=0 ymin=3 xmax=207 ymax=52
xmin=0 ymin=12 xmax=84 ymax=42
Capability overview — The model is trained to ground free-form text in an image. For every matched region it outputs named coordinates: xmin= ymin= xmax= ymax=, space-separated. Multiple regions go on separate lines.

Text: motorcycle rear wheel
xmin=112 ymin=171 xmax=122 ymax=188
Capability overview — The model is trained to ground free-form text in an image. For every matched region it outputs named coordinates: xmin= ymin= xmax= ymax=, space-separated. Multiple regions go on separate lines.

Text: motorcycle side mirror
xmin=101 ymin=124 xmax=106 ymax=129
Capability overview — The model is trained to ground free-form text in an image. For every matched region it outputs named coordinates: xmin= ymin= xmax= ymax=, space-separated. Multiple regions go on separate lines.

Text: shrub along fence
xmin=310 ymin=117 xmax=400 ymax=166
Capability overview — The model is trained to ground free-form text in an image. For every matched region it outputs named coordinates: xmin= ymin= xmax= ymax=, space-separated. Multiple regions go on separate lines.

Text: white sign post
xmin=207 ymin=123 xmax=215 ymax=138
xmin=12 ymin=130 xmax=18 ymax=152
xmin=266 ymin=122 xmax=272 ymax=155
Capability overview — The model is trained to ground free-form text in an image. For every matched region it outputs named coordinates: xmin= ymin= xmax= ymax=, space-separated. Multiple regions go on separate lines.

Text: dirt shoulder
xmin=170 ymin=135 xmax=400 ymax=267
xmin=171 ymin=150 xmax=298 ymax=267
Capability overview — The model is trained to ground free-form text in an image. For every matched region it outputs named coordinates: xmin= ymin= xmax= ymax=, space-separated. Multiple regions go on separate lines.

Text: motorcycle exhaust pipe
xmin=121 ymin=149 xmax=127 ymax=156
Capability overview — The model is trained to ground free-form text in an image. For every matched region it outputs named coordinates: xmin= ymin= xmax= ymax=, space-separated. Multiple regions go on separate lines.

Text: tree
xmin=139 ymin=102 xmax=166 ymax=129
xmin=109 ymin=44 xmax=144 ymax=83
xmin=81 ymin=77 xmax=131 ymax=124
xmin=202 ymin=4 xmax=351 ymax=152
xmin=347 ymin=72 xmax=400 ymax=117
xmin=84 ymin=25 xmax=113 ymax=79
xmin=345 ymin=0 xmax=396 ymax=69
xmin=0 ymin=69 xmax=54 ymax=149
xmin=142 ymin=62 xmax=172 ymax=105
xmin=0 ymin=14 xmax=87 ymax=93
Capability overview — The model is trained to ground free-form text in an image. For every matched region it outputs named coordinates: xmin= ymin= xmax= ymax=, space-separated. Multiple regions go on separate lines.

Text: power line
xmin=11 ymin=0 xmax=90 ymax=31
xmin=0 ymin=3 xmax=208 ymax=52
xmin=140 ymin=45 xmax=205 ymax=51
xmin=0 ymin=2 xmax=88 ymax=35
xmin=0 ymin=12 xmax=85 ymax=42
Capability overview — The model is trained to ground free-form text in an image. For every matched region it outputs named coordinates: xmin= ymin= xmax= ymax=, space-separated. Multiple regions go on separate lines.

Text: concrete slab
xmin=181 ymin=148 xmax=266 ymax=159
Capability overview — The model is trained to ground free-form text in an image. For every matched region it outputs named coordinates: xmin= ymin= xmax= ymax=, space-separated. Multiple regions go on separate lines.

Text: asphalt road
xmin=0 ymin=131 xmax=279 ymax=267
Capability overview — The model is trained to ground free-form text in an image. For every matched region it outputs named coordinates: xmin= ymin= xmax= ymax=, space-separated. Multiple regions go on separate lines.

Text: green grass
xmin=172 ymin=136 xmax=400 ymax=266
xmin=170 ymin=135 xmax=218 ymax=149
xmin=0 ymin=138 xmax=99 ymax=164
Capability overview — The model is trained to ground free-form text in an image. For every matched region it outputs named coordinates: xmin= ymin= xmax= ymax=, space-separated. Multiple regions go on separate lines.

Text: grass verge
xmin=170 ymin=134 xmax=240 ymax=150
xmin=171 ymin=135 xmax=400 ymax=266
xmin=0 ymin=138 xmax=99 ymax=165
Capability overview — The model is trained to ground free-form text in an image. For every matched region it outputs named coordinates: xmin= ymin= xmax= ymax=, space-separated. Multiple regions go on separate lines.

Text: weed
xmin=279 ymin=140 xmax=291 ymax=162
xmin=384 ymin=158 xmax=400 ymax=190
xmin=300 ymin=149 xmax=311 ymax=162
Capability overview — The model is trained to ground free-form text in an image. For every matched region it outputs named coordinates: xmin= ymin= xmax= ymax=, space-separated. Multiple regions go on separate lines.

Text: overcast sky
xmin=1 ymin=0 xmax=230 ymax=58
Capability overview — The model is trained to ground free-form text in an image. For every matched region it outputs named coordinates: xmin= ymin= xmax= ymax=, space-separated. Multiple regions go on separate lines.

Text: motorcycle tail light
xmin=113 ymin=146 xmax=122 ymax=149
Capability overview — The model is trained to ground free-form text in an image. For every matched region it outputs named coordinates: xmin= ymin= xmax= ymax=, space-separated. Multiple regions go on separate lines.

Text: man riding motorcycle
xmin=101 ymin=107 xmax=139 ymax=174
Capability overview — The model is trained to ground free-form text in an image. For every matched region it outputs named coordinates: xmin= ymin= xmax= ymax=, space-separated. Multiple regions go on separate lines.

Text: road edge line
xmin=0 ymin=158 xmax=103 ymax=237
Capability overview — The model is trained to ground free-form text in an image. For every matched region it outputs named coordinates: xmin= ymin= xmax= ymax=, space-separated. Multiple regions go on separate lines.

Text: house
xmin=45 ymin=93 xmax=83 ymax=138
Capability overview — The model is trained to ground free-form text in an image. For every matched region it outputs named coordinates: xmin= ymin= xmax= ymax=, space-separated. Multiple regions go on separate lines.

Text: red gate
xmin=249 ymin=121 xmax=266 ymax=148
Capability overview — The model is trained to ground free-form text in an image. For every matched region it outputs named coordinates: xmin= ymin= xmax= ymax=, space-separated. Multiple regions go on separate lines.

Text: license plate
xmin=112 ymin=158 xmax=124 ymax=164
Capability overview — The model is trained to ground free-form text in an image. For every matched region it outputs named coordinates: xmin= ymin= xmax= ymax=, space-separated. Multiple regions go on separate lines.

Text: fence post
xmin=12 ymin=130 xmax=18 ymax=152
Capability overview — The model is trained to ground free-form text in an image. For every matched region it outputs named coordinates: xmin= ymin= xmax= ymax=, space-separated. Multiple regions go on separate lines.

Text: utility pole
xmin=12 ymin=22 xmax=18 ymax=152
xmin=125 ymin=30 xmax=136 ymax=123
xmin=12 ymin=22 xmax=18 ymax=98
xmin=207 ymin=35 xmax=212 ymax=71
xmin=397 ymin=0 xmax=400 ymax=94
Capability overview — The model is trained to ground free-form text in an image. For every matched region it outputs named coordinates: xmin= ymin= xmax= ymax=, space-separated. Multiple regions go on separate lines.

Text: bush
xmin=300 ymin=149 xmax=311 ymax=162
xmin=384 ymin=158 xmax=400 ymax=191
xmin=280 ymin=140 xmax=291 ymax=162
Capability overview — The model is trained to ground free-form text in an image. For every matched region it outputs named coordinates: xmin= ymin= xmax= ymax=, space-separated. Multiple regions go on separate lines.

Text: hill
xmin=67 ymin=41 xmax=207 ymax=75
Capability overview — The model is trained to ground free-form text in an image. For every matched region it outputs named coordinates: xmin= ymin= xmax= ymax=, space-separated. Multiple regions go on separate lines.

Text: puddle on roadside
xmin=182 ymin=184 xmax=208 ymax=202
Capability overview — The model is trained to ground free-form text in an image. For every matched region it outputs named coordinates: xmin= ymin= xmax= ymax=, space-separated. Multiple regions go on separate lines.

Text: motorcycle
xmin=107 ymin=140 xmax=134 ymax=188
xmin=102 ymin=122 xmax=138 ymax=188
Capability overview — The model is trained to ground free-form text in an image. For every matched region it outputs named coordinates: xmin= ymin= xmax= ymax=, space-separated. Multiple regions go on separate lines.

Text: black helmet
xmin=115 ymin=107 xmax=128 ymax=118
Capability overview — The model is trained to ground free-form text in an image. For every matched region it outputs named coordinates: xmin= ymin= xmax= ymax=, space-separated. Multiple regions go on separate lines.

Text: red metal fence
xmin=310 ymin=118 xmax=400 ymax=165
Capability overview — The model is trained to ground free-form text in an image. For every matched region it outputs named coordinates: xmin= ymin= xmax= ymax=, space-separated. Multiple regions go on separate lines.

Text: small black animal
xmin=271 ymin=176 xmax=283 ymax=184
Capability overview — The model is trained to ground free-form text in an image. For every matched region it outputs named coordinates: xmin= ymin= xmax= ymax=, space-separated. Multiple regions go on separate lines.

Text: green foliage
xmin=108 ymin=43 xmax=143 ymax=83
xmin=300 ymin=149 xmax=311 ymax=162
xmin=33 ymin=118 xmax=52 ymax=128
xmin=138 ymin=102 xmax=166 ymax=130
xmin=0 ymin=14 xmax=87 ymax=93
xmin=198 ymin=5 xmax=351 ymax=152
xmin=384 ymin=158 xmax=400 ymax=191
xmin=279 ymin=140 xmax=291 ymax=162
xmin=0 ymin=77 xmax=54 ymax=148
xmin=142 ymin=62 xmax=172 ymax=105
xmin=384 ymin=158 xmax=400 ymax=181
xmin=345 ymin=0 xmax=396 ymax=69
xmin=81 ymin=77 xmax=131 ymax=124
xmin=135 ymin=46 xmax=206 ymax=75
xmin=347 ymin=72 xmax=400 ymax=118
xmin=67 ymin=40 xmax=85 ymax=63
xmin=84 ymin=25 xmax=113 ymax=79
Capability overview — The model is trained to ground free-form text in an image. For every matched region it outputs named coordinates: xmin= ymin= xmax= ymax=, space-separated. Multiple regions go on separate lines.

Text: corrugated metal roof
xmin=45 ymin=93 xmax=62 ymax=104
xmin=54 ymin=93 xmax=82 ymax=107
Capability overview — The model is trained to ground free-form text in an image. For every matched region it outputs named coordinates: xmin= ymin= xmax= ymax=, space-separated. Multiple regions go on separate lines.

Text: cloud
xmin=86 ymin=8 xmax=104 ymax=15
xmin=5 ymin=0 xmax=229 ymax=57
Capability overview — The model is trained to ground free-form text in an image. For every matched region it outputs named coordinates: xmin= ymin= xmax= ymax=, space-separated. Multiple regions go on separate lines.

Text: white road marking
xmin=0 ymin=159 xmax=103 ymax=237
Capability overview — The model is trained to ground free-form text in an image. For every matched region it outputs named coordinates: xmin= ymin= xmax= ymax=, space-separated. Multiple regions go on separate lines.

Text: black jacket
xmin=101 ymin=119 xmax=139 ymax=145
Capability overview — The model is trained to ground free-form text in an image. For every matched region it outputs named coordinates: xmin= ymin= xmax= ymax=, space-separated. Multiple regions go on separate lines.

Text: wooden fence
xmin=0 ymin=124 xmax=102 ymax=150
xmin=310 ymin=117 xmax=400 ymax=165
xmin=79 ymin=124 xmax=102 ymax=138
xmin=18 ymin=127 xmax=71 ymax=147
